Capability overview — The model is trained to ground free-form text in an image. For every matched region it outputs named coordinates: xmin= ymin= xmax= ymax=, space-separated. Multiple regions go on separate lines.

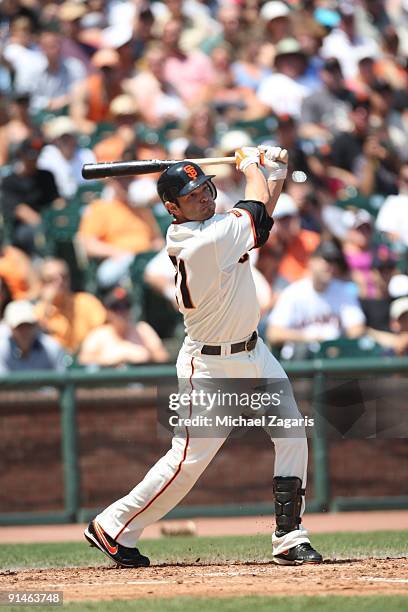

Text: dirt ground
xmin=1 ymin=512 xmax=407 ymax=601
xmin=1 ymin=558 xmax=408 ymax=601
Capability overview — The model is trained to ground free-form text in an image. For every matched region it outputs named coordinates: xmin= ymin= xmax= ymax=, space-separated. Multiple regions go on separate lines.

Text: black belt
xmin=201 ymin=331 xmax=258 ymax=356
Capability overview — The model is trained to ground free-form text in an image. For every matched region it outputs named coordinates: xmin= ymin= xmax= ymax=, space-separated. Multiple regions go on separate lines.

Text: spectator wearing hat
xmin=59 ymin=1 xmax=96 ymax=72
xmin=35 ymin=258 xmax=106 ymax=354
xmin=100 ymin=21 xmax=136 ymax=79
xmin=368 ymin=297 xmax=408 ymax=356
xmin=300 ymin=58 xmax=355 ymax=140
xmin=30 ymin=27 xmax=87 ymax=113
xmin=38 ymin=116 xmax=95 ymax=198
xmin=0 ymin=300 xmax=67 ymax=373
xmin=78 ymin=286 xmax=169 ymax=366
xmin=0 ymin=137 xmax=62 ymax=255
xmin=320 ymin=2 xmax=380 ymax=79
xmin=256 ymin=38 xmax=313 ymax=118
xmin=259 ymin=1 xmax=293 ymax=46
xmin=124 ymin=43 xmax=188 ymax=129
xmin=266 ymin=241 xmax=365 ymax=359
xmin=70 ymin=48 xmax=123 ymax=134
xmin=2 ymin=16 xmax=45 ymax=94
xmin=92 ymin=94 xmax=140 ymax=163
xmin=0 ymin=92 xmax=36 ymax=165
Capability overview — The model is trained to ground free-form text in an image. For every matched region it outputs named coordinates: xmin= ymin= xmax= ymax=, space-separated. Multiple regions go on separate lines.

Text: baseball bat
xmin=82 ymin=157 xmax=236 ymax=180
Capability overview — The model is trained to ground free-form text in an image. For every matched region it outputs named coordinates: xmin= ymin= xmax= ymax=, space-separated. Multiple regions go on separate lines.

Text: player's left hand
xmin=258 ymin=145 xmax=288 ymax=180
xmin=235 ymin=147 xmax=260 ymax=172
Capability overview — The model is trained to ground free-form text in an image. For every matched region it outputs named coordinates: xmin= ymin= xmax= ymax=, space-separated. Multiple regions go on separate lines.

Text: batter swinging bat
xmin=81 ymin=157 xmax=236 ymax=180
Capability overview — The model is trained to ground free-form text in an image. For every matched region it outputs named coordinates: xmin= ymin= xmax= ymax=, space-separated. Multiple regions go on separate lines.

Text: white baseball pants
xmin=96 ymin=334 xmax=310 ymax=555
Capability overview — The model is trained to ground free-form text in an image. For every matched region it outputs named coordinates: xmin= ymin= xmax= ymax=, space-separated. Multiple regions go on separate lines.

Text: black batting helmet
xmin=157 ymin=161 xmax=217 ymax=203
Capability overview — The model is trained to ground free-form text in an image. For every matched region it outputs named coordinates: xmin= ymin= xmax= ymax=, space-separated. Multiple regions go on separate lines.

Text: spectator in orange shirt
xmin=78 ymin=286 xmax=169 ymax=367
xmin=77 ymin=176 xmax=162 ymax=288
xmin=70 ymin=49 xmax=123 ymax=135
xmin=270 ymin=193 xmax=320 ymax=284
xmin=35 ymin=258 xmax=106 ymax=353
xmin=0 ymin=237 xmax=39 ymax=300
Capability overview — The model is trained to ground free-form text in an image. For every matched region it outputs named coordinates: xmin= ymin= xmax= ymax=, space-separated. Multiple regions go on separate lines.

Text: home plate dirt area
xmin=1 ymin=558 xmax=407 ymax=602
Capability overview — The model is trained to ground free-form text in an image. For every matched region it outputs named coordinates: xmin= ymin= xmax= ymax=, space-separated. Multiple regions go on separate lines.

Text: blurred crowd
xmin=0 ymin=0 xmax=407 ymax=372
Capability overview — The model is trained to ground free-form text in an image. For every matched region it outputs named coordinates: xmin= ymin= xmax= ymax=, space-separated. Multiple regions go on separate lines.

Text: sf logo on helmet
xmin=184 ymin=165 xmax=198 ymax=179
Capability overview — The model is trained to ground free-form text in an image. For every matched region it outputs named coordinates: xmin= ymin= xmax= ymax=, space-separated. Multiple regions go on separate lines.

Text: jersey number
xmin=169 ymin=256 xmax=195 ymax=309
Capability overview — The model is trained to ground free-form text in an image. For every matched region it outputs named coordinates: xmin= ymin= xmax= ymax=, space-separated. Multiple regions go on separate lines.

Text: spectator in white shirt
xmin=30 ymin=28 xmax=87 ymax=113
xmin=267 ymin=241 xmax=366 ymax=359
xmin=320 ymin=3 xmax=379 ymax=79
xmin=38 ymin=116 xmax=95 ymax=199
xmin=3 ymin=16 xmax=45 ymax=94
xmin=376 ymin=164 xmax=408 ymax=248
xmin=257 ymin=38 xmax=312 ymax=118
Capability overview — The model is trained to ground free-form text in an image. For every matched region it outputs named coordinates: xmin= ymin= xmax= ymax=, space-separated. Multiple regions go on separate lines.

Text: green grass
xmin=1 ymin=596 xmax=408 ymax=612
xmin=1 ymin=531 xmax=406 ymax=570
xmin=63 ymin=596 xmax=408 ymax=612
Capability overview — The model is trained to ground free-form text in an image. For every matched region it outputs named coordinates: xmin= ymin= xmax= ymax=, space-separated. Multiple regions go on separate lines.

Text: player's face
xmin=173 ymin=182 xmax=216 ymax=222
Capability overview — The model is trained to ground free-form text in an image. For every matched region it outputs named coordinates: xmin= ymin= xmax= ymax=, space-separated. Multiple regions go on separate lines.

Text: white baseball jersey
xmin=166 ymin=207 xmax=260 ymax=343
xmin=268 ymin=277 xmax=366 ymax=340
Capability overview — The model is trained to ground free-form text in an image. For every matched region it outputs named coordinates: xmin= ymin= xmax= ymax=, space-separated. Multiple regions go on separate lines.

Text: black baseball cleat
xmin=273 ymin=542 xmax=323 ymax=566
xmin=84 ymin=519 xmax=150 ymax=568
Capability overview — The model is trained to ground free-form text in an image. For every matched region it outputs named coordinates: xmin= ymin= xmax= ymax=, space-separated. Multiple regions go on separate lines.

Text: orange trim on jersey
xmin=114 ymin=357 xmax=195 ymax=540
xmin=232 ymin=207 xmax=257 ymax=249
xmin=229 ymin=209 xmax=242 ymax=218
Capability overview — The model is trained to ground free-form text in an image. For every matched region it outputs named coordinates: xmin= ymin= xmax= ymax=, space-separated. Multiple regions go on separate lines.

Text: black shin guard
xmin=273 ymin=476 xmax=304 ymax=537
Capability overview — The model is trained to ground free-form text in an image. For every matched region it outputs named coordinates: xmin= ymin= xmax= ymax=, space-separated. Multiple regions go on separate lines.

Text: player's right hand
xmin=235 ymin=147 xmax=260 ymax=172
xmin=258 ymin=145 xmax=288 ymax=180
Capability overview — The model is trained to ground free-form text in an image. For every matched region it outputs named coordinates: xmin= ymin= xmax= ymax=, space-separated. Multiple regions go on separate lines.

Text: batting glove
xmin=258 ymin=145 xmax=288 ymax=181
xmin=235 ymin=147 xmax=260 ymax=172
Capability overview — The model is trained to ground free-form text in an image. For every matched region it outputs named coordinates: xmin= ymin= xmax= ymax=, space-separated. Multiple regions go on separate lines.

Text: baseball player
xmin=84 ymin=146 xmax=323 ymax=567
